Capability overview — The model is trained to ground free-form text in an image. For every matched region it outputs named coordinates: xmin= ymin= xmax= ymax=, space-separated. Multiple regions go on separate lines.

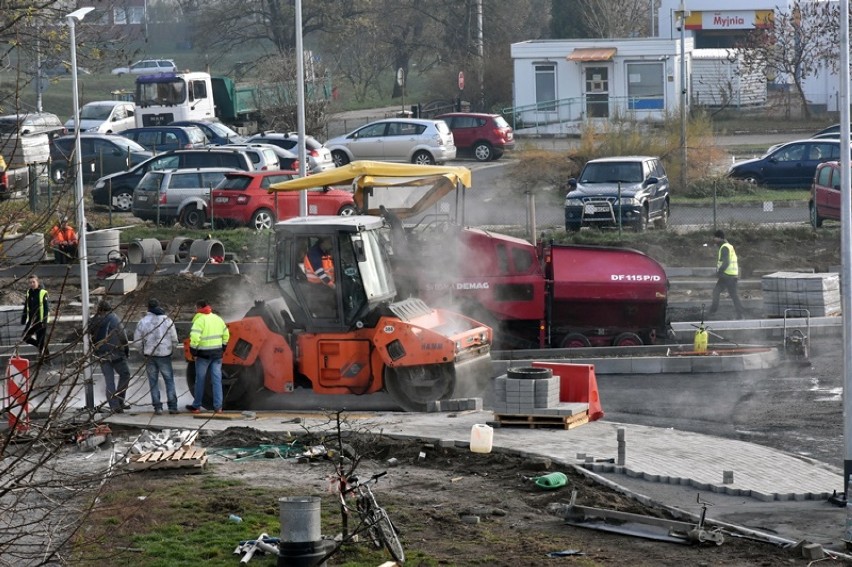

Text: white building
xmin=510 ymin=38 xmax=691 ymax=135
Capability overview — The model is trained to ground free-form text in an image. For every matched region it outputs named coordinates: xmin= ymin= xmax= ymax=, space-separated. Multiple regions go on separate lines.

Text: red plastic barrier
xmin=4 ymin=356 xmax=31 ymax=433
xmin=531 ymin=361 xmax=604 ymax=421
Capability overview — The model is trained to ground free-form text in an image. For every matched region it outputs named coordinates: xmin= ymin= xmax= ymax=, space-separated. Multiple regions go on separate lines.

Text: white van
xmin=65 ymin=101 xmax=136 ymax=134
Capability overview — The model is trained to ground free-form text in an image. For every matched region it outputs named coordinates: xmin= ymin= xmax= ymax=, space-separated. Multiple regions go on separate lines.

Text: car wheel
xmin=332 ymin=150 xmax=350 ymax=167
xmin=250 ymin=208 xmax=275 ymax=231
xmin=633 ymin=207 xmax=649 ymax=232
xmin=181 ymin=206 xmax=206 ymax=229
xmin=51 ymin=164 xmax=67 ymax=184
xmin=337 ymin=204 xmax=357 ymax=216
xmin=473 ymin=142 xmax=493 ymax=162
xmin=412 ymin=151 xmax=435 ymax=165
xmin=655 ymin=201 xmax=670 ymax=229
xmin=740 ymin=173 xmax=762 ymax=185
xmin=810 ymin=202 xmax=824 ymax=228
xmin=112 ymin=190 xmax=133 ymax=212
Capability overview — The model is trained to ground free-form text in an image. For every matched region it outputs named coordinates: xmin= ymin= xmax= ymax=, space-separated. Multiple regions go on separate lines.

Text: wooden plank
xmin=192 ymin=412 xmax=243 ymax=420
xmin=494 ymin=410 xmax=590 ymax=430
xmin=128 ymin=448 xmax=208 ymax=472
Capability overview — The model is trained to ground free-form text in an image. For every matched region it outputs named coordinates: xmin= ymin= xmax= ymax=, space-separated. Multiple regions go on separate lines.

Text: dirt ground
xmin=89 ymin=428 xmax=824 ymax=566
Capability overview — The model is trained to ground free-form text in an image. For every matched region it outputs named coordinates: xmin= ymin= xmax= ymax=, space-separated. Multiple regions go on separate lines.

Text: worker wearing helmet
xmin=49 ymin=217 xmax=78 ymax=264
xmin=304 ymin=237 xmax=335 ymax=289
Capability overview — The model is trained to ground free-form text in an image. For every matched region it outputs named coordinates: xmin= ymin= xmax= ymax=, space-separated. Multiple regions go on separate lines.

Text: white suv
xmin=111 ymin=59 xmax=177 ymax=76
xmin=210 ymin=143 xmax=281 ymax=171
xmin=244 ymin=132 xmax=335 ymax=173
xmin=325 ymin=118 xmax=456 ymax=166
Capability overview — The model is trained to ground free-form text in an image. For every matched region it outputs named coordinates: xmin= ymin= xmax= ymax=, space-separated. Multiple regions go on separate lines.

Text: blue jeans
xmin=146 ymin=356 xmax=177 ymax=411
xmin=101 ymin=357 xmax=131 ymax=411
xmin=192 ymin=355 xmax=222 ymax=410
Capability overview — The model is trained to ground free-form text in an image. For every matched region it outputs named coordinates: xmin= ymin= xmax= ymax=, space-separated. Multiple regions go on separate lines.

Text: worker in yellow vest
xmin=708 ymin=230 xmax=746 ymax=320
xmin=186 ymin=299 xmax=230 ymax=414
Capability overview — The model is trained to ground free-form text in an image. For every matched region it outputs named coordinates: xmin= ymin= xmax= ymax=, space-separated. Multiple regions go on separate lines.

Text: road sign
xmin=458 ymin=71 xmax=465 ymax=91
xmin=397 ymin=68 xmax=405 ymax=87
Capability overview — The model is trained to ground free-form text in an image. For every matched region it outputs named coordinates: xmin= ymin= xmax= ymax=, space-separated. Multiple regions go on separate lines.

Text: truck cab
xmin=135 ymin=72 xmax=215 ymax=126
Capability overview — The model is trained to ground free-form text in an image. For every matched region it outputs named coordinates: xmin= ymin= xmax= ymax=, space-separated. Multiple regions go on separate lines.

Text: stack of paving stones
xmin=762 ymin=271 xmax=841 ymax=317
xmin=492 ymin=366 xmax=585 ymax=418
xmin=425 ymin=398 xmax=483 ymax=412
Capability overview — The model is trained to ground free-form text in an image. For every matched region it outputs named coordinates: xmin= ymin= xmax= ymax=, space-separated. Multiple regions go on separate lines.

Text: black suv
xmin=564 ymin=156 xmax=670 ymax=232
xmin=92 ymin=148 xmax=253 ymax=211
xmin=50 ymin=133 xmax=151 ymax=184
xmin=120 ymin=125 xmax=207 ymax=152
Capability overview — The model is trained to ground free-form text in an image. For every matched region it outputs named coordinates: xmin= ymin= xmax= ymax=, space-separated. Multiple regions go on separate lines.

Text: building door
xmin=584 ymin=66 xmax=610 ymax=118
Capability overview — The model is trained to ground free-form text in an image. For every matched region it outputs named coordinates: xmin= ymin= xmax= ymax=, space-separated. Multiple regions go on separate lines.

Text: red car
xmin=209 ymin=171 xmax=358 ymax=230
xmin=436 ymin=112 xmax=514 ymax=162
xmin=810 ymin=160 xmax=841 ymax=228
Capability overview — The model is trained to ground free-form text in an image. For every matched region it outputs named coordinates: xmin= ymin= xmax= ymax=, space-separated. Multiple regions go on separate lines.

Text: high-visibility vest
xmin=189 ymin=312 xmax=230 ymax=351
xmin=50 ymin=225 xmax=78 ymax=245
xmin=304 ymin=253 xmax=335 ymax=286
xmin=23 ymin=289 xmax=48 ymax=323
xmin=717 ymin=242 xmax=739 ymax=277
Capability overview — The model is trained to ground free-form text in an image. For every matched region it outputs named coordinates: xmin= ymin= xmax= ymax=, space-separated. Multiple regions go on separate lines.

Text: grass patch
xmin=70 ymin=471 xmax=407 ymax=567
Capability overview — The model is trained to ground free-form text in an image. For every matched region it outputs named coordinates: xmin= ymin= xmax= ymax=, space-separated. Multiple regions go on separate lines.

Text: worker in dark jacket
xmin=21 ymin=274 xmax=50 ymax=357
xmin=89 ymin=300 xmax=131 ymax=413
xmin=708 ymin=230 xmax=746 ymax=320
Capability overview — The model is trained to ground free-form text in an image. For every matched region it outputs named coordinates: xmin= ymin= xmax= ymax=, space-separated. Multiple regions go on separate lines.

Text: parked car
xmin=65 ymin=101 xmax=136 ymax=135
xmin=210 ymin=171 xmax=358 ymax=230
xmin=50 ymin=133 xmax=152 ymax=184
xmin=244 ymin=132 xmax=334 ymax=172
xmin=120 ymin=125 xmax=207 ymax=152
xmin=810 ymin=161 xmax=843 ymax=228
xmin=812 ymin=123 xmax=852 ymax=137
xmin=209 ymin=143 xmax=281 ymax=171
xmin=727 ymin=139 xmax=841 ymax=188
xmin=170 ymin=120 xmax=246 ymax=145
xmin=111 ymin=59 xmax=176 ymax=75
xmin=92 ymin=147 xmax=254 ymax=212
xmin=564 ymin=156 xmax=670 ymax=232
xmin=325 ymin=118 xmax=456 ymax=166
xmin=0 ymin=112 xmax=66 ymax=139
xmin=131 ymin=167 xmax=235 ymax=228
xmin=435 ymin=112 xmax=514 ymax=161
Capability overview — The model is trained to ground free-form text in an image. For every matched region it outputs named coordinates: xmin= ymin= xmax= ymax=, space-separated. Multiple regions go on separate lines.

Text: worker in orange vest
xmin=304 ymin=236 xmax=335 ymax=288
xmin=49 ymin=217 xmax=78 ymax=264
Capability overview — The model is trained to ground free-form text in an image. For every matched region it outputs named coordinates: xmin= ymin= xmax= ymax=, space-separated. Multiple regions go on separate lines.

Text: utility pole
xmin=678 ymin=0 xmax=688 ymax=192
xmin=476 ymin=0 xmax=484 ymax=112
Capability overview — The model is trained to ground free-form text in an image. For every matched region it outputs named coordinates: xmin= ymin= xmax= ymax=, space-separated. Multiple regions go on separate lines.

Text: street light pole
xmin=679 ymin=0 xmax=688 ymax=192
xmin=66 ymin=6 xmax=95 ymax=411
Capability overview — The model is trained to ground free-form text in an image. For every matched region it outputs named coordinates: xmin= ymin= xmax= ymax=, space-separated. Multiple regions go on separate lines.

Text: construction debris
xmin=75 ymin=425 xmax=112 ymax=451
xmin=124 ymin=429 xmax=206 ymax=472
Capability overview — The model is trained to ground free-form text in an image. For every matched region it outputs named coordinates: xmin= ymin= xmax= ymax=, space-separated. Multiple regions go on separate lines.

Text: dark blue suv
xmin=120 ymin=125 xmax=207 ymax=152
xmin=170 ymin=120 xmax=246 ymax=145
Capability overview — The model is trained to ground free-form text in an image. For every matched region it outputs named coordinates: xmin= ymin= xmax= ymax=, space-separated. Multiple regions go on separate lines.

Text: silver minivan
xmin=131 ymin=167 xmax=235 ymax=228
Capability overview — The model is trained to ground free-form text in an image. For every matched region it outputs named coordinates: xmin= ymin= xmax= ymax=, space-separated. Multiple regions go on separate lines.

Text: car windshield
xmin=219 ymin=175 xmax=253 ymax=190
xmin=112 ymin=138 xmax=148 ymax=153
xmin=80 ymin=105 xmax=113 ymax=120
xmin=580 ymin=162 xmax=643 ymax=183
xmin=207 ymin=122 xmax=240 ymax=137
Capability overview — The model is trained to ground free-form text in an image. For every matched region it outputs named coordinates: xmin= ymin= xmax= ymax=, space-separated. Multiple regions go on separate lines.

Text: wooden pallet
xmin=494 ymin=410 xmax=590 ymax=430
xmin=128 ymin=447 xmax=208 ymax=472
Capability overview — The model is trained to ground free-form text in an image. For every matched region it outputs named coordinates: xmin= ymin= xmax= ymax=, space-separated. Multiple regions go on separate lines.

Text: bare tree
xmin=581 ymin=0 xmax=652 ymax=38
xmin=737 ymin=0 xmax=840 ymax=119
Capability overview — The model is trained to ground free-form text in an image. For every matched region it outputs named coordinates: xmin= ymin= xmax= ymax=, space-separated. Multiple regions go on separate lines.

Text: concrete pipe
xmin=166 ymin=237 xmax=194 ymax=262
xmin=188 ymin=239 xmax=224 ymax=263
xmin=507 ymin=366 xmax=552 ymax=380
xmin=127 ymin=238 xmax=164 ymax=264
xmin=0 ymin=233 xmax=45 ymax=265
xmin=159 ymin=254 xmax=176 ymax=264
xmin=86 ymin=230 xmax=120 ymax=264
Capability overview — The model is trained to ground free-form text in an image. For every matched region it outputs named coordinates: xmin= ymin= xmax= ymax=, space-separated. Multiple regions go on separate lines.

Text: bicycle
xmin=336 ymin=471 xmax=405 ymax=564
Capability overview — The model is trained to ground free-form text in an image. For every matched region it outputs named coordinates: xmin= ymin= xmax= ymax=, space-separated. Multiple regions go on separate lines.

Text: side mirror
xmin=644 ymin=176 xmax=659 ymax=187
xmin=567 ymin=178 xmax=577 ymax=189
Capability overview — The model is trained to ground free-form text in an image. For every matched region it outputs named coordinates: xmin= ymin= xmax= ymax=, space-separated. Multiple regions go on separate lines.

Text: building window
xmin=113 ymin=7 xmax=127 ymax=25
xmin=128 ymin=7 xmax=145 ymax=24
xmin=534 ymin=64 xmax=556 ymax=111
xmin=626 ymin=62 xmax=664 ymax=110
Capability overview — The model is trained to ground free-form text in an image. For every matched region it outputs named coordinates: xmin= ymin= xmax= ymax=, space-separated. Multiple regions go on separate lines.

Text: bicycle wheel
xmin=371 ymin=507 xmax=405 ymax=564
xmin=356 ymin=499 xmax=383 ymax=549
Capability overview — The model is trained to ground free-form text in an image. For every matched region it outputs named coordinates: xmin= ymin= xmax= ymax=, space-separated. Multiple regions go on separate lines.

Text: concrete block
xmin=802 ymin=543 xmax=825 ymax=560
xmin=105 ymin=272 xmax=138 ymax=295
